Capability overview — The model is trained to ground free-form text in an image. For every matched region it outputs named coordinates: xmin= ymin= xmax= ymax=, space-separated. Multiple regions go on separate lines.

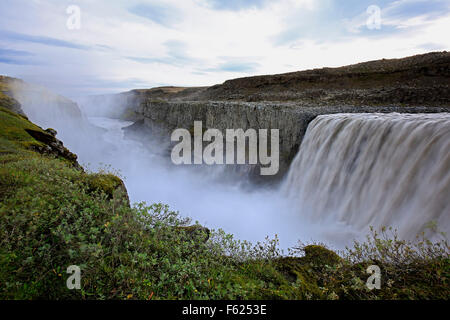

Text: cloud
xmin=0 ymin=48 xmax=38 ymax=65
xmin=200 ymin=57 xmax=261 ymax=73
xmin=386 ymin=0 xmax=450 ymax=21
xmin=271 ymin=0 xmax=450 ymax=46
xmin=416 ymin=42 xmax=447 ymax=51
xmin=0 ymin=48 xmax=33 ymax=57
xmin=126 ymin=40 xmax=196 ymax=66
xmin=0 ymin=57 xmax=36 ymax=65
xmin=343 ymin=0 xmax=450 ymax=36
xmin=203 ymin=0 xmax=268 ymax=11
xmin=1 ymin=0 xmax=449 ymax=97
xmin=128 ymin=3 xmax=180 ymax=27
xmin=215 ymin=61 xmax=260 ymax=73
xmin=0 ymin=30 xmax=90 ymax=50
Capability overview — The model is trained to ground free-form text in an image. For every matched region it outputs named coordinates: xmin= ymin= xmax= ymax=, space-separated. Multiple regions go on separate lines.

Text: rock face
xmin=24 ymin=127 xmax=81 ymax=169
xmin=73 ymin=52 xmax=444 ymax=182
xmin=78 ymin=86 xmax=206 ymax=121
xmin=128 ymin=101 xmax=449 ymax=181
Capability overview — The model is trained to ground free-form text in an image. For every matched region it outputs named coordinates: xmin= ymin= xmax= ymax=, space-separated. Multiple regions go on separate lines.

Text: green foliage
xmin=0 ymin=106 xmax=44 ymax=151
xmin=84 ymin=173 xmax=124 ymax=199
xmin=298 ymin=227 xmax=449 ymax=300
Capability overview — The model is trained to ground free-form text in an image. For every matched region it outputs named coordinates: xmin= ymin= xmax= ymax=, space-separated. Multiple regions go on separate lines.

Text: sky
xmin=0 ymin=0 xmax=449 ymax=98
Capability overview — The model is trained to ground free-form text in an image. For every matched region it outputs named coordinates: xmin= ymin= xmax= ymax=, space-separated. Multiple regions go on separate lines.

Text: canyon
xmin=2 ymin=51 xmax=450 ymax=247
xmin=79 ymin=51 xmax=450 ymax=182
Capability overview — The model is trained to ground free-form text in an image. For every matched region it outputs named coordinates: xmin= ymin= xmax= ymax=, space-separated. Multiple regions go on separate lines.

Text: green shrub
xmin=293 ymin=227 xmax=450 ymax=300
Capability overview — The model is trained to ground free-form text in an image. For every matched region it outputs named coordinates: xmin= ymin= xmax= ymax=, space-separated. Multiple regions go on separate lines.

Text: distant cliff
xmin=78 ymin=86 xmax=206 ymax=121
xmin=100 ymin=51 xmax=450 ymax=108
xmin=195 ymin=51 xmax=450 ymax=105
xmin=0 ymin=76 xmax=26 ymax=116
xmin=0 ymin=75 xmax=105 ymax=150
xmin=1 ymin=76 xmax=82 ymax=122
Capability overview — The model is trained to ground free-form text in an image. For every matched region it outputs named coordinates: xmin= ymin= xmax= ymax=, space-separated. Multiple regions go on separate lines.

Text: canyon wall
xmin=129 ymin=101 xmax=449 ymax=181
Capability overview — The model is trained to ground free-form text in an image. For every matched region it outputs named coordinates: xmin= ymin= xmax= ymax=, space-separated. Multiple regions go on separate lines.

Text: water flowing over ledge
xmin=283 ymin=113 xmax=450 ymax=241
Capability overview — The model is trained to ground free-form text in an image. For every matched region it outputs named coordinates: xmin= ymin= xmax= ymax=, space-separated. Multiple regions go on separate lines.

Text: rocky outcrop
xmin=84 ymin=172 xmax=130 ymax=207
xmin=25 ymin=127 xmax=81 ymax=169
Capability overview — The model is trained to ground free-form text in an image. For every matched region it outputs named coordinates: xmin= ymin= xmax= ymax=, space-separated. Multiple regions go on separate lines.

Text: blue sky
xmin=0 ymin=0 xmax=449 ymax=97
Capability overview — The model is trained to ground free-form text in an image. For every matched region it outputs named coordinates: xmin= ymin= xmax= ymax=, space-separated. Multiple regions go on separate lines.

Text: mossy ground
xmin=0 ymin=106 xmax=45 ymax=151
xmin=0 ymin=100 xmax=448 ymax=300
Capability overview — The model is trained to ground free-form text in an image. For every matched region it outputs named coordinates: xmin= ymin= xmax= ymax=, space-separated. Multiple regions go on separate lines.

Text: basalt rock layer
xmin=111 ymin=52 xmax=450 ymax=181
xmin=128 ymin=101 xmax=449 ymax=181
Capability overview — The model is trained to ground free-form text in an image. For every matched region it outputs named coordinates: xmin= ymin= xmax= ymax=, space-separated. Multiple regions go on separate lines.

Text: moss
xmin=0 ymin=106 xmax=46 ymax=151
xmin=301 ymin=245 xmax=343 ymax=267
xmin=274 ymin=257 xmax=324 ymax=299
xmin=84 ymin=173 xmax=124 ymax=199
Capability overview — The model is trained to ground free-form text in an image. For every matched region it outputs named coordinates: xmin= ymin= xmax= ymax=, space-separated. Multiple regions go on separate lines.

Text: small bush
xmin=293 ymin=227 xmax=450 ymax=300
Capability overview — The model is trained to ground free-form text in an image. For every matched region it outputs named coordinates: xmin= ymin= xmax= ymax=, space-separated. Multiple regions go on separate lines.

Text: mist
xmin=13 ymin=84 xmax=448 ymax=252
xmin=70 ymin=115 xmax=349 ymax=251
xmin=10 ymin=84 xmax=365 ymax=251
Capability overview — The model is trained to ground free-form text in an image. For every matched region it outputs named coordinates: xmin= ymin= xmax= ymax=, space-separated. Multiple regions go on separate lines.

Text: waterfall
xmin=283 ymin=113 xmax=450 ymax=241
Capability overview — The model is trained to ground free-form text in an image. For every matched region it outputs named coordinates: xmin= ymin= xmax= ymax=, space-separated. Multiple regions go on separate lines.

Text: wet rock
xmin=129 ymin=101 xmax=449 ymax=183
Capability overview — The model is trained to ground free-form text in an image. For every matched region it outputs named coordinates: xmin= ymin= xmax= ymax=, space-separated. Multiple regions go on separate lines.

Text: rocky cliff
xmin=79 ymin=86 xmax=206 ymax=121
xmin=119 ymin=52 xmax=449 ymax=181
xmin=0 ymin=76 xmax=26 ymax=116
xmin=127 ymin=101 xmax=449 ymax=181
xmin=0 ymin=75 xmax=106 ymax=152
xmin=1 ymin=76 xmax=83 ymax=122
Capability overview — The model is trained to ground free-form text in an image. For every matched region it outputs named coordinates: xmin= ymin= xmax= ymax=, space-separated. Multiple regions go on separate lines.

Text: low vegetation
xmin=0 ymin=102 xmax=448 ymax=300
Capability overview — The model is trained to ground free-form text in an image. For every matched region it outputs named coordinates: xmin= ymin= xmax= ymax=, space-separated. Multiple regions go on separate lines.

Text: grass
xmin=0 ymin=99 xmax=448 ymax=300
xmin=0 ymin=106 xmax=45 ymax=151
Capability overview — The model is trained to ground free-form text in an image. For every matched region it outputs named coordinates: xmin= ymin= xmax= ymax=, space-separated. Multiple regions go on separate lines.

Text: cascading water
xmin=283 ymin=113 xmax=450 ymax=241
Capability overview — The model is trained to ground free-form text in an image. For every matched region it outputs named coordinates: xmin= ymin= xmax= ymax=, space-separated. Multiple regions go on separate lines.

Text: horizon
xmin=1 ymin=0 xmax=449 ymax=98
